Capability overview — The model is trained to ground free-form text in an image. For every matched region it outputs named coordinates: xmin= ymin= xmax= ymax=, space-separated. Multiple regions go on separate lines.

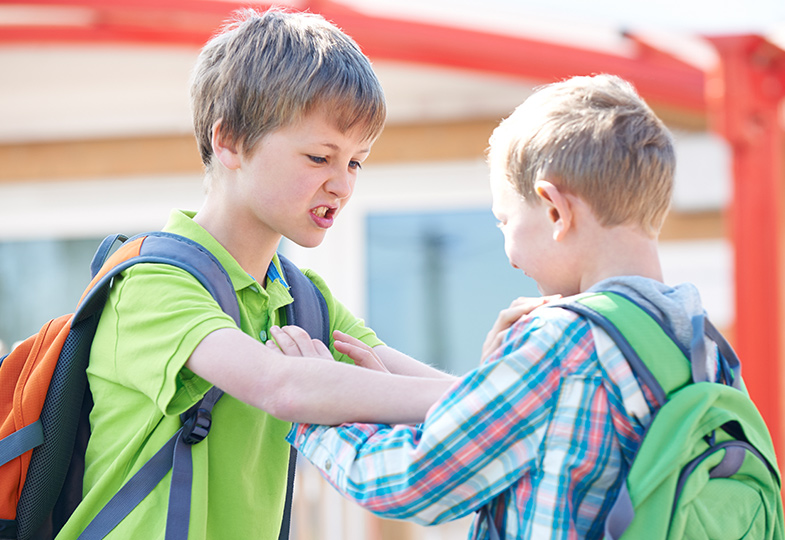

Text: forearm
xmin=375 ymin=346 xmax=457 ymax=380
xmin=268 ymin=359 xmax=451 ymax=424
xmin=187 ymin=328 xmax=451 ymax=425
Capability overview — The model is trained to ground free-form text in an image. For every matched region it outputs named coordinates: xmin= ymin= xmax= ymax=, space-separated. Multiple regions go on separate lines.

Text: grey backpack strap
xmin=76 ymin=233 xmax=239 ymax=540
xmin=477 ymin=505 xmax=502 ymax=540
xmin=276 ymin=254 xmax=330 ymax=540
xmin=277 ymin=254 xmax=330 ymax=344
xmin=0 ymin=421 xmax=44 ymax=468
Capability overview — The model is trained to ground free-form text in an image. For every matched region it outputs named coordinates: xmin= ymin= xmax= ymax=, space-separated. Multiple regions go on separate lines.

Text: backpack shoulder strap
xmin=555 ymin=292 xmax=692 ymax=540
xmin=74 ymin=232 xmax=239 ymax=540
xmin=273 ymin=253 xmax=330 ymax=540
xmin=78 ymin=231 xmax=240 ymax=327
xmin=558 ymin=291 xmax=692 ymax=405
xmin=277 ymin=254 xmax=330 ymax=345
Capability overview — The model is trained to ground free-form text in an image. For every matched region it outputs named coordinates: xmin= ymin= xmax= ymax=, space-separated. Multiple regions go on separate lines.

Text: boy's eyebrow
xmin=319 ymin=142 xmax=371 ymax=155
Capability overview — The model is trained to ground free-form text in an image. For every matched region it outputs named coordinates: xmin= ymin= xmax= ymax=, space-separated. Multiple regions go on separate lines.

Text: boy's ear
xmin=211 ymin=119 xmax=241 ymax=171
xmin=535 ymin=180 xmax=573 ymax=241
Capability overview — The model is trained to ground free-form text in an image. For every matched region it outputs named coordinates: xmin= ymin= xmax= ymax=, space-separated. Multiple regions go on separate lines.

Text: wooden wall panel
xmin=0 ymin=117 xmax=725 ymax=242
xmin=0 ymin=120 xmax=498 ymax=183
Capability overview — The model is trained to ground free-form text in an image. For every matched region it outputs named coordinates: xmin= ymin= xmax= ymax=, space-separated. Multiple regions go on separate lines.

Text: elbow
xmin=266 ymin=392 xmax=302 ymax=423
xmin=361 ymin=499 xmax=444 ymax=526
xmin=346 ymin=477 xmax=446 ymax=525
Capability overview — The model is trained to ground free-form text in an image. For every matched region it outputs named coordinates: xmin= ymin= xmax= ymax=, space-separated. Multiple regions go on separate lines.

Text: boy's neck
xmin=576 ymin=224 xmax=663 ymax=293
xmin=194 ymin=202 xmax=280 ymax=285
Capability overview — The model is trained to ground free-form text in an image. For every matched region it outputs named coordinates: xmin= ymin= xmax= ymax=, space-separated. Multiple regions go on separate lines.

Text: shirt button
xmin=324 ymin=459 xmax=332 ymax=471
xmin=259 ymin=330 xmax=268 ymax=342
xmin=298 ymin=435 xmax=306 ymax=445
xmin=249 ymin=285 xmax=259 ymax=294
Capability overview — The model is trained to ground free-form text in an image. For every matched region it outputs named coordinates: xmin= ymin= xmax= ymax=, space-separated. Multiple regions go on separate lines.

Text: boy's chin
xmin=291 ymin=234 xmax=327 ymax=249
xmin=537 ymin=283 xmax=561 ymax=297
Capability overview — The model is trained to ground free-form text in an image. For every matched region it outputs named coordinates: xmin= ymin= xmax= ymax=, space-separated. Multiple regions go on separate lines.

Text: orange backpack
xmin=0 ymin=231 xmax=244 ymax=540
xmin=1 ymin=231 xmax=328 ymax=540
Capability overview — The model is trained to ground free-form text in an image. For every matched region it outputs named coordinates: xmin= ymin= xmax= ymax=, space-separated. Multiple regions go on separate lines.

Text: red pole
xmin=706 ymin=35 xmax=785 ymax=467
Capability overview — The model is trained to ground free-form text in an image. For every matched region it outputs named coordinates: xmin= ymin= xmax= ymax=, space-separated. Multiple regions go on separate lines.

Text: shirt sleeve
xmin=91 ymin=263 xmax=238 ymax=416
xmin=288 ymin=310 xmax=597 ymax=526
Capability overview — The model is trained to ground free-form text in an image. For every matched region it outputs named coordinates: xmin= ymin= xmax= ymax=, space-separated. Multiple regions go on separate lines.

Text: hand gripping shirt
xmin=288 ymin=299 xmax=663 ymax=539
xmin=56 ymin=210 xmax=383 ymax=540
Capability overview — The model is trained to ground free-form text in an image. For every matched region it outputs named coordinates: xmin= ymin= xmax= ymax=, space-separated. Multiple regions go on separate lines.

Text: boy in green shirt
xmin=58 ymin=8 xmax=454 ymax=539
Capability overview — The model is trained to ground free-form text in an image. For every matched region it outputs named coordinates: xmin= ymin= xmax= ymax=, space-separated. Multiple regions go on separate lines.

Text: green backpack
xmin=561 ymin=291 xmax=784 ymax=539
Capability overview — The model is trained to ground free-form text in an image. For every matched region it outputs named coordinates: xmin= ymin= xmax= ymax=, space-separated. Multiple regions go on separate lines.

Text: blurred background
xmin=1 ymin=0 xmax=784 ymax=538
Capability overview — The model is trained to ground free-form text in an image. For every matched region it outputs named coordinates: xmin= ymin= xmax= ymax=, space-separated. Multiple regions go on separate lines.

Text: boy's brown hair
xmin=489 ymin=74 xmax=675 ymax=236
xmin=191 ymin=8 xmax=387 ymax=174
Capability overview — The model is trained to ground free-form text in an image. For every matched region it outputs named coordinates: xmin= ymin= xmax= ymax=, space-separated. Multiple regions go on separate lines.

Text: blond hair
xmin=191 ymin=8 xmax=386 ymax=172
xmin=489 ymin=74 xmax=675 ymax=236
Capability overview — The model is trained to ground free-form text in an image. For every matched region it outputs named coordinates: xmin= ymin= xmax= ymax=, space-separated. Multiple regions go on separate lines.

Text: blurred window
xmin=366 ymin=209 xmax=539 ymax=375
xmin=0 ymin=238 xmax=101 ymax=348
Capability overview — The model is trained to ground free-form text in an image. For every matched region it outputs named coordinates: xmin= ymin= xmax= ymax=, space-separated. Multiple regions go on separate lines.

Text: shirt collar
xmin=266 ymin=255 xmax=289 ymax=288
xmin=163 ymin=209 xmax=285 ymax=293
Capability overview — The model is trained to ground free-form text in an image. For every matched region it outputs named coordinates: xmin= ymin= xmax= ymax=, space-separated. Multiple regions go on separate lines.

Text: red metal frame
xmin=0 ymin=0 xmax=705 ymax=112
xmin=1 ymin=0 xmax=784 ymax=466
xmin=706 ymin=35 xmax=785 ymax=458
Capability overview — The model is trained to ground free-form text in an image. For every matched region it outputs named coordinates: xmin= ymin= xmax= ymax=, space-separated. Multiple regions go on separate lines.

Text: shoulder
xmin=116 ymin=261 xmax=214 ymax=299
xmin=106 ymin=262 xmax=235 ymax=332
xmin=493 ymin=304 xmax=593 ymax=368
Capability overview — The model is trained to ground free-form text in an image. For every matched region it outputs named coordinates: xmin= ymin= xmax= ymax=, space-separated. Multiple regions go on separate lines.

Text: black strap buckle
xmin=181 ymin=408 xmax=212 ymax=445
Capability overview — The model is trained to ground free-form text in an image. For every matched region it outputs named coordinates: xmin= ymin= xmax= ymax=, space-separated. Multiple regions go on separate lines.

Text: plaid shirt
xmin=288 ymin=306 xmax=657 ymax=539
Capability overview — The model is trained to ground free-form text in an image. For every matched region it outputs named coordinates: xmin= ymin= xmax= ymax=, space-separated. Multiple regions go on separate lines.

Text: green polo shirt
xmin=57 ymin=210 xmax=383 ymax=540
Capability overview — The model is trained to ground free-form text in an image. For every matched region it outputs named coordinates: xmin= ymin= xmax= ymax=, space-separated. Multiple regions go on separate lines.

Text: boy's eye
xmin=308 ymin=155 xmax=327 ymax=164
xmin=349 ymin=160 xmax=363 ymax=170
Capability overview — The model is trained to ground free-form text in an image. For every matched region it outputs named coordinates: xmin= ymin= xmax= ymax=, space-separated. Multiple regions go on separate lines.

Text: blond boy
xmin=284 ymin=74 xmax=717 ymax=539
xmin=58 ymin=9 xmax=452 ymax=540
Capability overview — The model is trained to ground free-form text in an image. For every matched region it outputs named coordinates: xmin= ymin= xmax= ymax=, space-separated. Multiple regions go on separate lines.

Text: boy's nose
xmin=325 ymin=170 xmax=354 ymax=199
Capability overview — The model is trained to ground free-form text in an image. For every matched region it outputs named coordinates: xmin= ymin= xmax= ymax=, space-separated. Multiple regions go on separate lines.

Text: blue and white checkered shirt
xmin=288 ymin=306 xmax=657 ymax=539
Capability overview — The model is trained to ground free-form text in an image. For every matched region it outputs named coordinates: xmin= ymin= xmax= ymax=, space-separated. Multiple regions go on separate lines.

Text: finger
xmin=269 ymin=326 xmax=308 ymax=356
xmin=311 ymin=338 xmax=334 ymax=360
xmin=481 ymin=327 xmax=504 ymax=360
xmin=333 ymin=330 xmax=374 ymax=352
xmin=333 ymin=332 xmax=387 ymax=370
xmin=334 ymin=341 xmax=389 ymax=373
xmin=494 ymin=298 xmax=544 ymax=330
xmin=482 ymin=306 xmax=529 ymax=358
xmin=278 ymin=326 xmax=335 ymax=360
xmin=482 ymin=331 xmax=506 ymax=359
xmin=483 ymin=308 xmax=519 ymax=346
xmin=279 ymin=325 xmax=323 ymax=357
xmin=332 ymin=331 xmax=384 ymax=360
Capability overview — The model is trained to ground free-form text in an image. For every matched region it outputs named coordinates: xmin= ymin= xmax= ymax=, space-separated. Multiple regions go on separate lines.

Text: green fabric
xmin=621 ymin=384 xmax=782 ymax=539
xmin=575 ymin=293 xmax=783 ymax=540
xmin=56 ymin=210 xmax=383 ymax=540
xmin=576 ymin=292 xmax=691 ymax=396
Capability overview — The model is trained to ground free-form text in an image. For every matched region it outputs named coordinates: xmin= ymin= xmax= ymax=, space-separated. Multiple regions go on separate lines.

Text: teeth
xmin=313 ymin=207 xmax=328 ymax=218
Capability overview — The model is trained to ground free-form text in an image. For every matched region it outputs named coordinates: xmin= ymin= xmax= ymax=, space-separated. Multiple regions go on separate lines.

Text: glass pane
xmin=367 ymin=209 xmax=539 ymax=375
xmin=0 ymin=238 xmax=101 ymax=350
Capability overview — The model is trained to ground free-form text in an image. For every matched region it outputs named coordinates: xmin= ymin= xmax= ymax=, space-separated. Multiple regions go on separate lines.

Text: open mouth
xmin=310 ymin=205 xmax=337 ymax=228
xmin=311 ymin=206 xmax=335 ymax=219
